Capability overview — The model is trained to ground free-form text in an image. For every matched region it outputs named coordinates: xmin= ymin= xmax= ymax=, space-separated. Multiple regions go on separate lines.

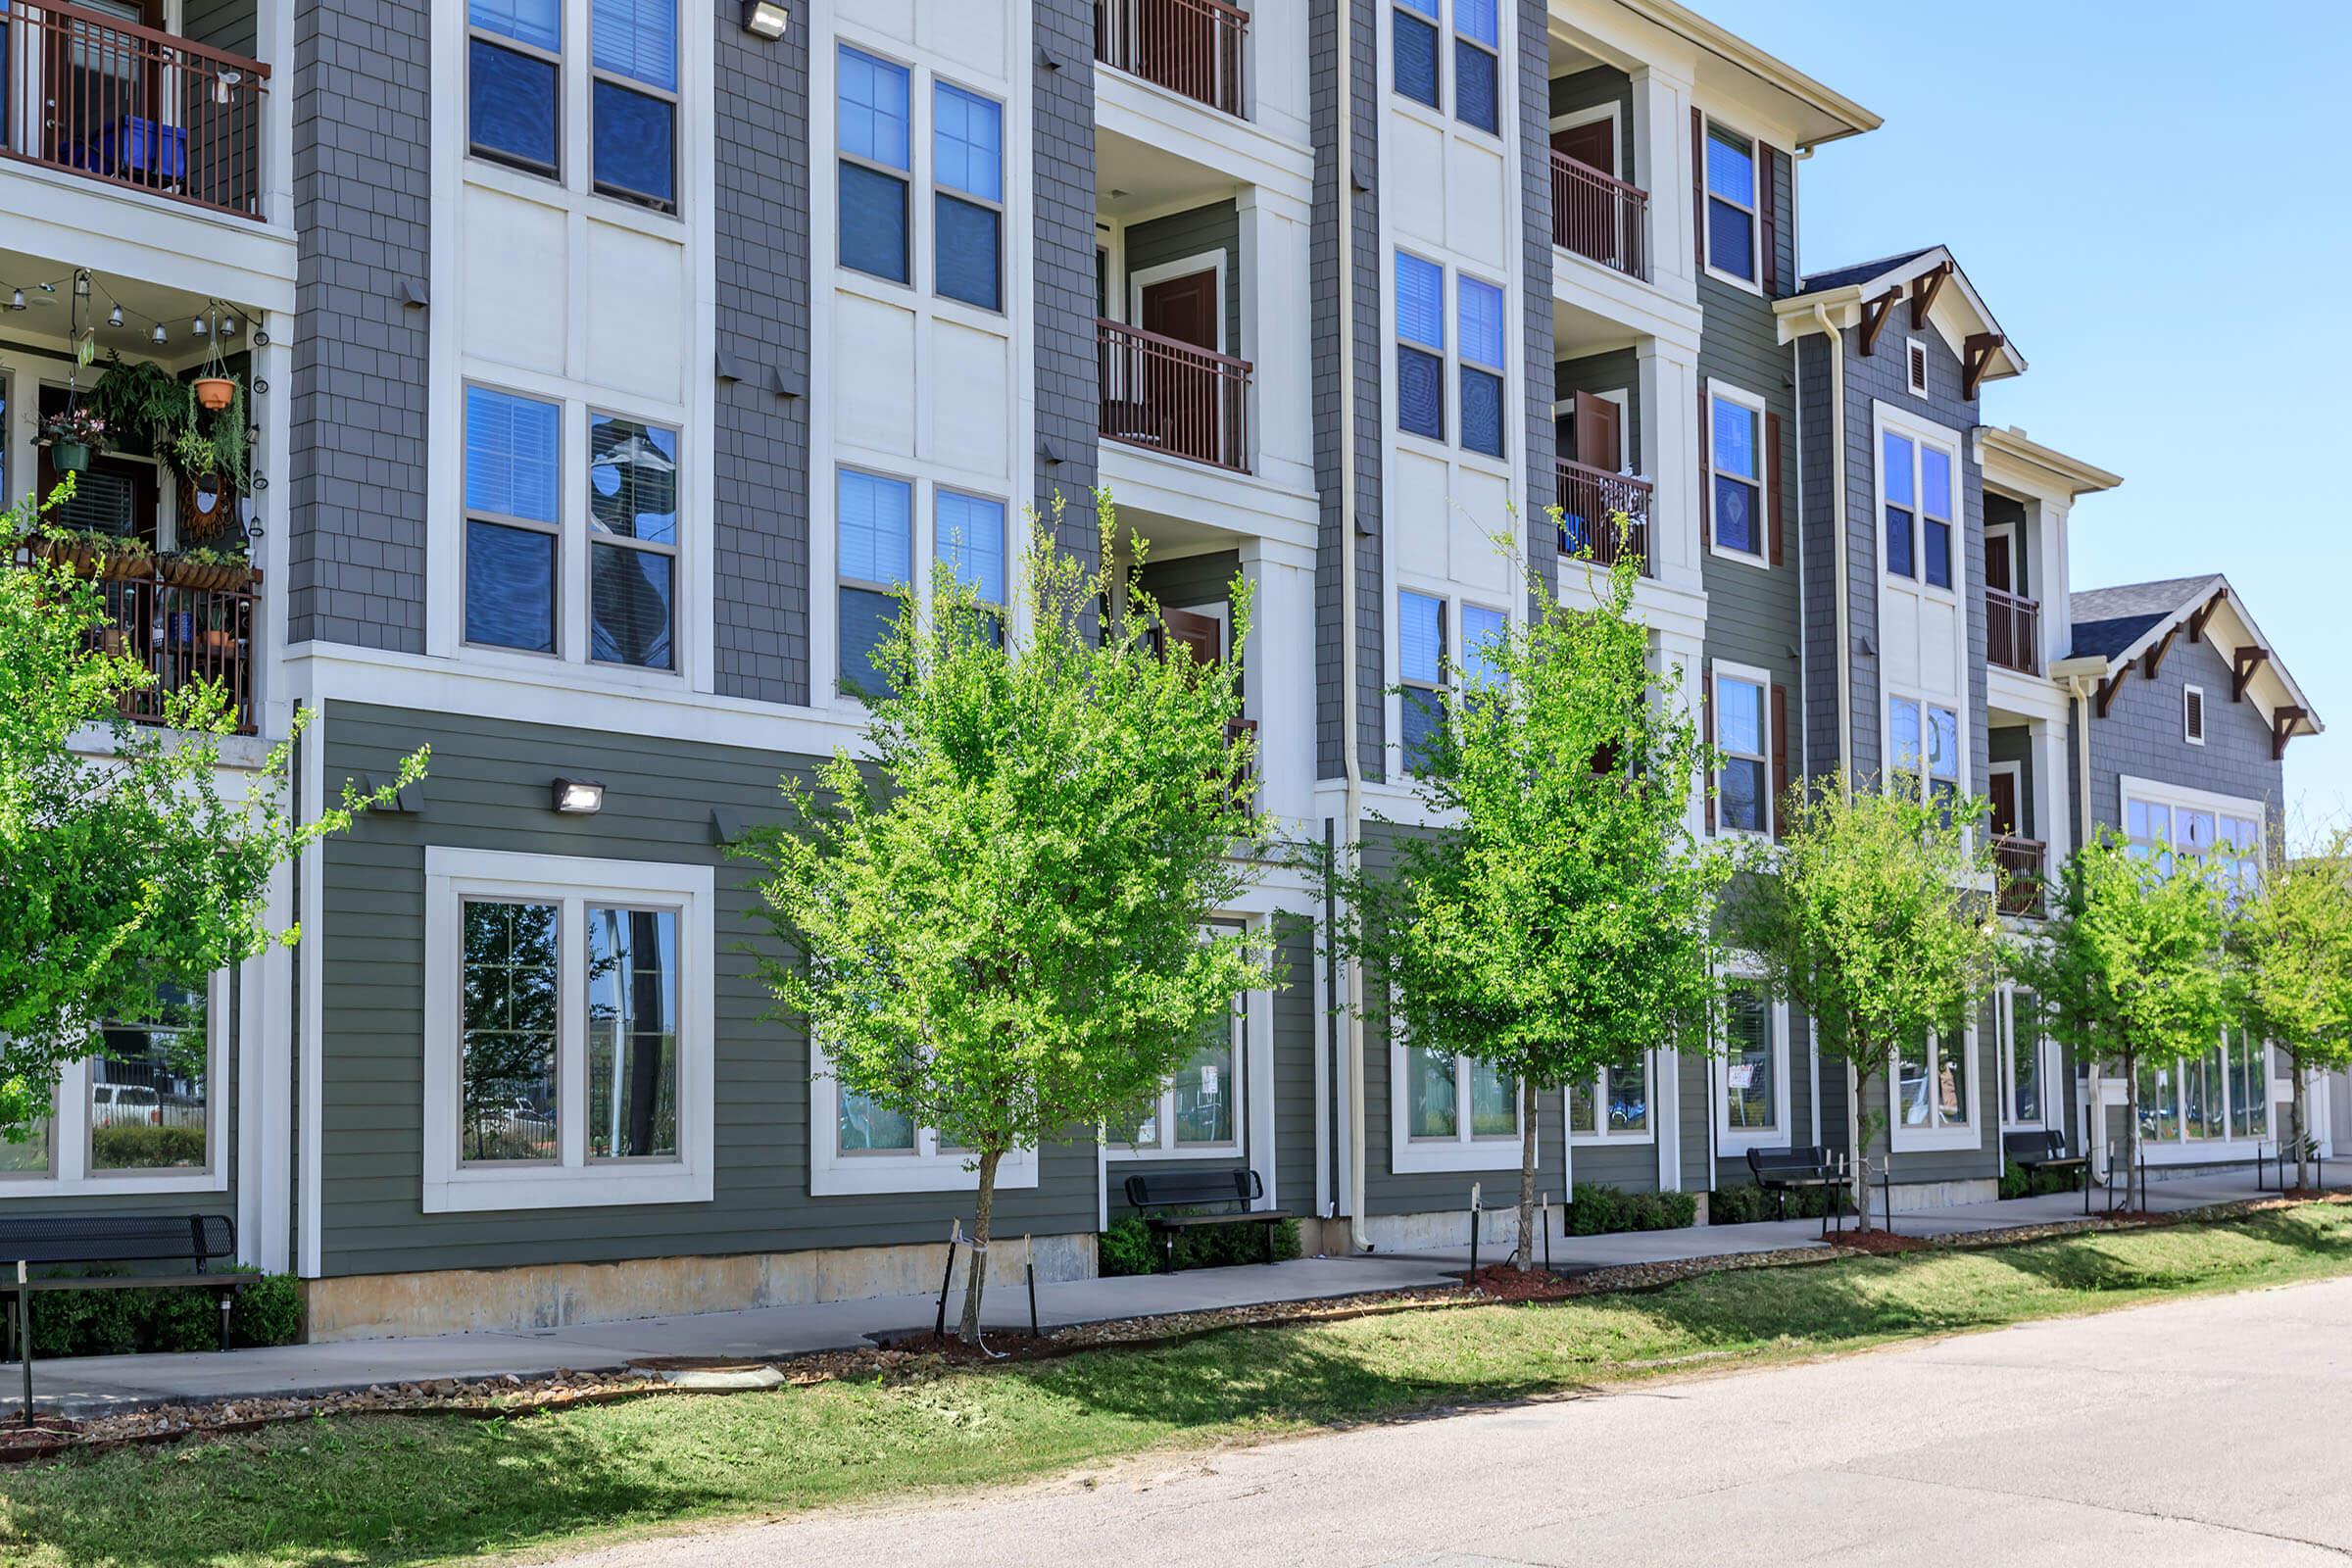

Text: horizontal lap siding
xmin=1570 ymin=1141 xmax=1655 ymax=1196
xmin=316 ymin=704 xmax=1101 ymax=1279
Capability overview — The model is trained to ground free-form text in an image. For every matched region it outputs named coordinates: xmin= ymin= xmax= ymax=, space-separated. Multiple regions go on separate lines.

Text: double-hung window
xmin=587 ymin=414 xmax=679 ymax=669
xmin=423 ymin=849 xmax=714 ymax=1211
xmin=1887 ymin=695 xmax=1960 ymax=810
xmin=1396 ymin=252 xmax=1446 ymax=441
xmin=934 ymin=83 xmax=1004 ymax=310
xmin=1399 ymin=589 xmax=1446 ymax=774
xmin=1722 ymin=987 xmax=1777 ymax=1137
xmin=1896 ymin=1031 xmax=1970 ymax=1136
xmin=838 ymin=469 xmax=913 ymax=697
xmin=590 ymin=0 xmax=679 ymax=211
xmin=936 ymin=489 xmax=1007 ymax=645
xmin=1709 ymin=390 xmax=1765 ymax=560
xmin=1999 ymin=987 xmax=2043 ymax=1126
xmin=839 ymin=47 xmax=913 ymax=285
xmin=469 ymin=0 xmax=562 ymax=176
xmin=1394 ymin=0 xmax=1441 ymax=108
xmin=1713 ymin=667 xmax=1769 ymax=834
xmin=464 ymin=386 xmax=563 ymax=656
xmin=1452 ymin=0 xmax=1499 ymax=133
xmin=1703 ymin=122 xmax=1757 ymax=284
xmin=1569 ymin=1055 xmax=1649 ymax=1141
xmin=1881 ymin=430 xmax=1955 ymax=589
xmin=1456 ymin=275 xmax=1506 ymax=458
xmin=1460 ymin=604 xmax=1507 ymax=688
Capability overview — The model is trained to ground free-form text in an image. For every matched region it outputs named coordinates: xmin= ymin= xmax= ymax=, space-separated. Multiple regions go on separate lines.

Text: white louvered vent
xmin=1906 ymin=338 xmax=1930 ymax=398
xmin=2185 ymin=684 xmax=2206 ymax=745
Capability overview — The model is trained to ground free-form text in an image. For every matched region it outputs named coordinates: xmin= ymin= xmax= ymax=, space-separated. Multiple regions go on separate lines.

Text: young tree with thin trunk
xmin=1322 ymin=545 xmax=1727 ymax=1271
xmin=2 ymin=487 xmax=424 ymax=1140
xmin=740 ymin=492 xmax=1276 ymax=1342
xmin=1724 ymin=778 xmax=2005 ymax=1216
xmin=2230 ymin=828 xmax=2352 ymax=1191
xmin=2012 ymin=830 xmax=2231 ymax=1200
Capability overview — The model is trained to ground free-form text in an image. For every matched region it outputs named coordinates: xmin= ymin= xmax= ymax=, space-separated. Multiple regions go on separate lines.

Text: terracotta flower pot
xmin=193 ymin=377 xmax=235 ymax=413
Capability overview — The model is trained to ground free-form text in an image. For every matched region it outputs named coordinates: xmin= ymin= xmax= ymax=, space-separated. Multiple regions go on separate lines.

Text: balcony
xmin=1551 ymin=152 xmax=1649 ymax=283
xmin=1994 ymin=835 xmax=2047 ymax=918
xmin=1095 ymin=0 xmax=1248 ymax=119
xmin=17 ymin=539 xmax=260 ymax=734
xmin=1987 ymin=586 xmax=2040 ymax=675
xmin=1099 ymin=318 xmax=1252 ymax=473
xmin=0 ymin=1 xmax=269 ymax=220
xmin=1556 ymin=459 xmax=1653 ymax=577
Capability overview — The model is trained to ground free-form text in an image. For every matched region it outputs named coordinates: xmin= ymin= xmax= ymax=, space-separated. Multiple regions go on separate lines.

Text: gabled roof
xmin=2067 ymin=573 xmax=2323 ymax=747
xmin=1778 ymin=245 xmax=2027 ymax=384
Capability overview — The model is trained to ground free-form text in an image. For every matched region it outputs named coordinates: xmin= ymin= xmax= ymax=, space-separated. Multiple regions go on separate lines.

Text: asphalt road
xmin=550 ymin=1276 xmax=2352 ymax=1567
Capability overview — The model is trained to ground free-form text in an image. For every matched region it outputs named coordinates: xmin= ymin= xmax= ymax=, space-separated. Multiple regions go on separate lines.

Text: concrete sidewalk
xmin=9 ymin=1162 xmax=2333 ymax=1419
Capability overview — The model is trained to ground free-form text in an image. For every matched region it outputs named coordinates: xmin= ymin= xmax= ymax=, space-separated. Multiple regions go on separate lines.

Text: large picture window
xmin=2124 ymin=782 xmax=2263 ymax=898
xmin=1896 ymin=1031 xmax=1970 ymax=1136
xmin=2 ymin=983 xmax=220 ymax=1195
xmin=423 ymin=849 xmax=713 ymax=1212
xmin=1116 ymin=931 xmax=1250 ymax=1159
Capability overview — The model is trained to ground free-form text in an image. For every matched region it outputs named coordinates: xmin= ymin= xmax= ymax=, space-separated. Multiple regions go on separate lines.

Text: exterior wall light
xmin=552 ymin=777 xmax=606 ymax=814
xmin=742 ymin=1 xmax=789 ymax=38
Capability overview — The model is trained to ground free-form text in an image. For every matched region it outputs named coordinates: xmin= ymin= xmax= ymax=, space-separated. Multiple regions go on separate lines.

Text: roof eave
xmin=1616 ymin=0 xmax=1882 ymax=147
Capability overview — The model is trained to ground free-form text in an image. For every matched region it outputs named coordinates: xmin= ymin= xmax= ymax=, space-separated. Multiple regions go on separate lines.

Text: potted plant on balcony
xmin=38 ymin=406 xmax=109 ymax=474
xmin=159 ymin=542 xmax=257 ymax=595
xmin=166 ymin=379 xmax=249 ymax=543
xmin=26 ymin=526 xmax=152 ymax=583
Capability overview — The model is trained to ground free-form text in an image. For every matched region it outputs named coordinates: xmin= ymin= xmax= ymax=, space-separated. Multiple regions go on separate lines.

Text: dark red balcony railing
xmin=1995 ymin=835 xmax=2047 ymax=918
xmin=1 ymin=0 xmax=270 ymax=220
xmin=1557 ymin=459 xmax=1654 ymax=577
xmin=16 ymin=541 xmax=260 ymax=734
xmin=1095 ymin=0 xmax=1248 ymax=118
xmin=1099 ymin=318 xmax=1252 ymax=472
xmin=1987 ymin=586 xmax=2040 ymax=675
xmin=1551 ymin=152 xmax=1649 ymax=282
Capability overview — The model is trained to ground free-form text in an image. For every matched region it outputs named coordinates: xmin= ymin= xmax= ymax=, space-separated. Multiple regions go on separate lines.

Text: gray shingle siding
xmin=712 ymin=8 xmax=812 ymax=705
xmin=1034 ymin=0 xmax=1102 ymax=560
xmin=2083 ymin=631 xmax=2286 ymax=843
xmin=290 ymin=0 xmax=430 ymax=653
xmin=1313 ymin=0 xmax=1386 ymax=782
xmin=316 ymin=704 xmax=1105 ymax=1277
xmin=1518 ymin=0 xmax=1557 ymax=605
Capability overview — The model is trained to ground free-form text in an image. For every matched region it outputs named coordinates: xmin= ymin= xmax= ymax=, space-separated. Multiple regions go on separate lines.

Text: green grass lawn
xmin=6 ymin=1203 xmax=2352 ymax=1568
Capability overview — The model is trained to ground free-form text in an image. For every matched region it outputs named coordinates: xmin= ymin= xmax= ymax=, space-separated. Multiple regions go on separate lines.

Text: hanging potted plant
xmin=38 ymin=406 xmax=109 ymax=474
xmin=166 ymin=379 xmax=250 ymax=543
xmin=89 ymin=356 xmax=192 ymax=454
xmin=192 ymin=322 xmax=237 ymax=412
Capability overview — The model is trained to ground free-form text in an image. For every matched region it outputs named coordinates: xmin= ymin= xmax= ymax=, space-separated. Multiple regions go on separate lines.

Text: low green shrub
xmin=88 ymin=1124 xmax=208 ymax=1169
xmin=1566 ymin=1184 xmax=1693 ymax=1236
xmin=15 ymin=1268 xmax=303 ymax=1358
xmin=1997 ymin=1157 xmax=2083 ymax=1200
xmin=1098 ymin=1211 xmax=1302 ymax=1276
xmin=1708 ymin=1182 xmax=1844 ymax=1225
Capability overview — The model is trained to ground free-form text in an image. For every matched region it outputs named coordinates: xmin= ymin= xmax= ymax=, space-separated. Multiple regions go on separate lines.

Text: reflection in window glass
xmin=1399 ymin=590 xmax=1446 ymax=774
xmin=1711 ymin=397 xmax=1762 ymax=556
xmin=2138 ymin=1056 xmax=2180 ymax=1142
xmin=588 ymin=416 xmax=679 ymax=669
xmin=2182 ymin=1041 xmax=2226 ymax=1142
xmin=1921 ymin=444 xmax=1952 ymax=589
xmin=2230 ymin=1031 xmax=2269 ymax=1140
xmin=90 ymin=984 xmax=207 ymax=1172
xmin=1882 ymin=430 xmax=1915 ymax=578
xmin=587 ymin=906 xmax=679 ymax=1159
xmin=1469 ymin=1059 xmax=1515 ymax=1138
xmin=1725 ymin=989 xmax=1774 ymax=1130
xmin=839 ymin=1089 xmax=916 ymax=1152
xmin=1717 ymin=674 xmax=1767 ymax=833
xmin=1406 ymin=1046 xmax=1457 ymax=1139
xmin=1175 ymin=1010 xmax=1236 ymax=1147
xmin=462 ymin=901 xmax=561 ymax=1162
xmin=1606 ymin=1056 xmax=1647 ymax=1133
xmin=1704 ymin=125 xmax=1755 ymax=280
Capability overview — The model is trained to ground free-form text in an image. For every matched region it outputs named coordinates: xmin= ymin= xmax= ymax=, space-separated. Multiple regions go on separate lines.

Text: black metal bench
xmin=1 ymin=1214 xmax=248 ymax=1412
xmin=1744 ymin=1145 xmax=1847 ymax=1236
xmin=1122 ymin=1169 xmax=1294 ymax=1272
xmin=2003 ymin=1129 xmax=2091 ymax=1213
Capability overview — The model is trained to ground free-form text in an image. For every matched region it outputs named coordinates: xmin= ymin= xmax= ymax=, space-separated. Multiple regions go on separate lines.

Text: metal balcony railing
xmin=1095 ymin=0 xmax=1248 ymax=118
xmin=1550 ymin=151 xmax=1649 ymax=282
xmin=1557 ymin=459 xmax=1654 ymax=576
xmin=1098 ymin=318 xmax=1252 ymax=472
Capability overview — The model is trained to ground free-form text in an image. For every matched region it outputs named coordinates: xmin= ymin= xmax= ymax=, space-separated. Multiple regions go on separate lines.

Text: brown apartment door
xmin=1139 ymin=270 xmax=1221 ymax=463
xmin=1158 ymin=606 xmax=1223 ymax=669
xmin=1552 ymin=119 xmax=1620 ymax=266
xmin=1984 ymin=532 xmax=2014 ymax=594
xmin=1987 ymin=770 xmax=2020 ymax=840
xmin=1551 ymin=119 xmax=1615 ymax=176
xmin=1570 ymin=390 xmax=1623 ymax=471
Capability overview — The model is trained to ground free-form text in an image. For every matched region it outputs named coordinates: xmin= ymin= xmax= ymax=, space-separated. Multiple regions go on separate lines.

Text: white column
xmin=2032 ymin=716 xmax=2070 ymax=867
xmin=1628 ymin=66 xmax=1695 ymax=299
xmin=1237 ymin=186 xmax=1315 ymax=496
xmin=2038 ymin=499 xmax=2072 ymax=667
xmin=1638 ymin=341 xmax=1701 ymax=598
xmin=1655 ymin=1049 xmax=1682 ymax=1192
xmin=1237 ymin=535 xmax=1316 ymax=831
xmin=256 ymin=313 xmax=296 ymax=735
xmin=258 ymin=0 xmax=296 ymax=228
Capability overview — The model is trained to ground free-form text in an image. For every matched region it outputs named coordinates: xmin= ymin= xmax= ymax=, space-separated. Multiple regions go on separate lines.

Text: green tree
xmin=2 ymin=486 xmax=424 ymax=1138
xmin=2012 ymin=831 xmax=2231 ymax=1198
xmin=1322 ymin=546 xmax=1727 ymax=1271
xmin=2230 ymin=828 xmax=2352 ymax=1190
xmin=740 ymin=492 xmax=1277 ymax=1342
xmin=1725 ymin=778 xmax=2005 ymax=1213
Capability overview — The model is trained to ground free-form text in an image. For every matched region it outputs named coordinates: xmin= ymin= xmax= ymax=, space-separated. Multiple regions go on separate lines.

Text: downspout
xmin=1810 ymin=302 xmax=1851 ymax=787
xmin=1336 ymin=0 xmax=1369 ymax=1252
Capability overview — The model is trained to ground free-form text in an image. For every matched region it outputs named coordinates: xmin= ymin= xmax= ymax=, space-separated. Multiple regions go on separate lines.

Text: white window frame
xmin=1390 ymin=1027 xmax=1527 ymax=1174
xmin=422 ymin=848 xmax=715 ymax=1212
xmin=1107 ymin=917 xmax=1262 ymax=1163
xmin=1455 ymin=270 xmax=1509 ymax=460
xmin=1126 ymin=251 xmax=1229 ymax=357
xmin=1393 ymin=248 xmax=1452 ymax=452
xmin=1568 ymin=1052 xmax=1656 ymax=1148
xmin=1875 ymin=411 xmax=1962 ymax=599
xmin=1715 ymin=973 xmax=1788 ymax=1155
xmin=1704 ymin=378 xmax=1771 ymax=567
xmin=808 ymin=1046 xmax=1042 ymax=1197
xmin=2183 ymin=683 xmax=2207 ymax=747
xmin=1699 ymin=116 xmax=1763 ymax=295
xmin=1884 ymin=691 xmax=1964 ymax=807
xmin=2134 ymin=1028 xmax=2278 ymax=1153
xmin=1996 ymin=982 xmax=2051 ymax=1131
xmin=0 ymin=978 xmax=229 ymax=1199
xmin=1889 ymin=1027 xmax=1981 ymax=1153
xmin=1710 ymin=658 xmax=1774 ymax=839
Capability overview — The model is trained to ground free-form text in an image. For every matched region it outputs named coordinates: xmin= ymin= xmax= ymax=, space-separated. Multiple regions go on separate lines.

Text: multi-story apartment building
xmin=0 ymin=0 xmax=2323 ymax=1336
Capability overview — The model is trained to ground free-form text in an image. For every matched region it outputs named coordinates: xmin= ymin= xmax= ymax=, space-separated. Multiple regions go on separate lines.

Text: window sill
xmin=809 ymin=1150 xmax=1039 ymax=1198
xmin=1103 ymin=1144 xmax=1244 ymax=1163
xmin=0 ymin=1170 xmax=226 ymax=1200
xmin=1708 ymin=541 xmax=1772 ymax=570
xmin=1569 ymin=1131 xmax=1655 ymax=1149
xmin=422 ymin=1161 xmax=713 ymax=1214
xmin=1703 ymin=264 xmax=1764 ymax=297
xmin=1888 ymin=1123 xmax=1980 ymax=1154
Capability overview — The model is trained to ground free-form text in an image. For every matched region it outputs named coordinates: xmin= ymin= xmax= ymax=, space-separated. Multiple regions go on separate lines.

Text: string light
xmin=108 ymin=306 xmax=123 ymax=328
xmin=7 ymin=289 xmax=22 ymax=312
xmin=151 ymin=322 xmax=168 ymax=345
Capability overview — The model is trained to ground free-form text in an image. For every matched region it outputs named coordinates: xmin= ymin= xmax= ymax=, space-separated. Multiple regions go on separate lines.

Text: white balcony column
xmin=255 ymin=306 xmax=296 ymax=736
xmin=1637 ymin=338 xmax=1701 ymax=595
xmin=2037 ymin=497 xmax=2072 ymax=668
xmin=1236 ymin=534 xmax=1316 ymax=830
xmin=258 ymin=0 xmax=297 ymax=228
xmin=1653 ymin=626 xmax=1705 ymax=842
xmin=1629 ymin=66 xmax=1695 ymax=297
xmin=1237 ymin=184 xmax=1313 ymax=493
xmin=2032 ymin=714 xmax=2071 ymax=867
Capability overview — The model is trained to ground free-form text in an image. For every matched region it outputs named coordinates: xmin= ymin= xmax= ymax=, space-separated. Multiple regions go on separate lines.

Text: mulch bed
xmin=864 ymin=1330 xmax=1063 ymax=1363
xmin=1458 ymin=1265 xmax=1588 ymax=1302
xmin=1824 ymin=1228 xmax=1934 ymax=1255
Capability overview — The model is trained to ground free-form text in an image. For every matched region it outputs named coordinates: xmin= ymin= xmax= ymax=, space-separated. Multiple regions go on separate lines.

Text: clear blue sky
xmin=1693 ymin=0 xmax=2351 ymax=843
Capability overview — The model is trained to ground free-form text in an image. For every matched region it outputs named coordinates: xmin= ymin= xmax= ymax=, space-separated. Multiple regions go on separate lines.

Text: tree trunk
xmin=2122 ymin=1052 xmax=2138 ymax=1210
xmin=957 ymin=1147 xmax=1003 ymax=1344
xmin=2293 ymin=1058 xmax=2310 ymax=1193
xmin=1847 ymin=1057 xmax=1869 ymax=1215
xmin=1514 ymin=1077 xmax=1540 ymax=1273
